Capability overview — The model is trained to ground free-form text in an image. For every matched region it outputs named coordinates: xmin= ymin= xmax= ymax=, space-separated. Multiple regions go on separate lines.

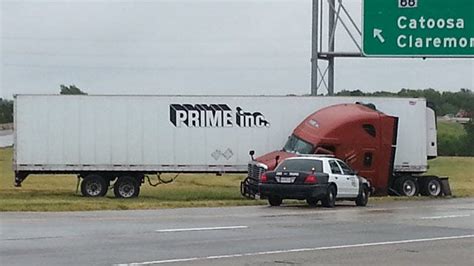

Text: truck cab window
xmin=363 ymin=124 xmax=376 ymax=137
xmin=283 ymin=135 xmax=313 ymax=154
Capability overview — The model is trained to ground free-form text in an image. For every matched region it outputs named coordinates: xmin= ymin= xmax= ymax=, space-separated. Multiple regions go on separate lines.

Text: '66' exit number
xmin=399 ymin=0 xmax=418 ymax=8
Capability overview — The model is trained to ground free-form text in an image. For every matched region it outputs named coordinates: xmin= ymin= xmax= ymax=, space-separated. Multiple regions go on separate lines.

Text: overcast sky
xmin=1 ymin=0 xmax=473 ymax=99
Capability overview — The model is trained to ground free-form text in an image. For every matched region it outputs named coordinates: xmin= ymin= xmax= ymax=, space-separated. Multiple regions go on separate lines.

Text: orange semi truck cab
xmin=242 ymin=103 xmax=449 ymax=197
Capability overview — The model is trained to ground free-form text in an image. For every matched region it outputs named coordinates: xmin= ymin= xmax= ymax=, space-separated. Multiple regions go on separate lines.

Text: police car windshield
xmin=276 ymin=159 xmax=323 ymax=173
xmin=283 ymin=135 xmax=313 ymax=154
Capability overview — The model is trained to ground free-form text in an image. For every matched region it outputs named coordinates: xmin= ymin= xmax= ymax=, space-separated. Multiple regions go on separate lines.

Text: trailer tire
xmin=268 ymin=196 xmax=282 ymax=206
xmin=114 ymin=176 xmax=140 ymax=198
xmin=81 ymin=174 xmax=108 ymax=197
xmin=420 ymin=177 xmax=442 ymax=197
xmin=395 ymin=176 xmax=418 ymax=197
xmin=322 ymin=185 xmax=336 ymax=208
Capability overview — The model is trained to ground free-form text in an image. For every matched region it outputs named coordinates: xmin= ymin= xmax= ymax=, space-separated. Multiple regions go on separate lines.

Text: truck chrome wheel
xmin=421 ymin=177 xmax=442 ymax=197
xmin=427 ymin=180 xmax=441 ymax=196
xmin=397 ymin=176 xmax=418 ymax=197
xmin=402 ymin=180 xmax=416 ymax=196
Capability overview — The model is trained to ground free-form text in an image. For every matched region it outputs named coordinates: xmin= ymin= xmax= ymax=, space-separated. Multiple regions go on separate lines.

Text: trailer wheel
xmin=420 ymin=177 xmax=442 ymax=197
xmin=268 ymin=196 xmax=282 ymax=206
xmin=81 ymin=174 xmax=108 ymax=197
xmin=114 ymin=176 xmax=140 ymax=198
xmin=322 ymin=185 xmax=336 ymax=208
xmin=395 ymin=176 xmax=418 ymax=197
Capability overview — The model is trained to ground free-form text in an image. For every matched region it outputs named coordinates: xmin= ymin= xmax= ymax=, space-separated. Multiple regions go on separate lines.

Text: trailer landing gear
xmin=14 ymin=172 xmax=29 ymax=187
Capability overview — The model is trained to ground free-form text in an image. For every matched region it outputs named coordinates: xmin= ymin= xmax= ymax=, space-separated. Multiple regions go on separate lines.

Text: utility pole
xmin=310 ymin=0 xmax=319 ymax=96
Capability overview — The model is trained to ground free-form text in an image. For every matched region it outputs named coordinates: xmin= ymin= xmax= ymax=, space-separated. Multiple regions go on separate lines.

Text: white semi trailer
xmin=13 ymin=95 xmax=445 ymax=198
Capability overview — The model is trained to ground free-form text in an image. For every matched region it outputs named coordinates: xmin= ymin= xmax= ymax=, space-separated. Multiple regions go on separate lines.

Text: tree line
xmin=0 ymin=98 xmax=13 ymax=124
xmin=0 ymin=85 xmax=86 ymax=124
xmin=438 ymin=122 xmax=474 ymax=156
xmin=337 ymin=88 xmax=473 ymax=156
xmin=335 ymin=88 xmax=473 ymax=116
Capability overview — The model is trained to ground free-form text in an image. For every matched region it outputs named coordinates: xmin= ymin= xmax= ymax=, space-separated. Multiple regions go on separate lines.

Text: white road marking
xmin=420 ymin=214 xmax=471 ymax=220
xmin=119 ymin=234 xmax=474 ymax=265
xmin=155 ymin=225 xmax=248 ymax=233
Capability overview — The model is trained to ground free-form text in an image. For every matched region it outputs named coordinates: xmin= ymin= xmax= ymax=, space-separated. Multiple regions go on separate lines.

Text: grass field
xmin=437 ymin=120 xmax=466 ymax=138
xmin=0 ymin=147 xmax=473 ymax=211
xmin=0 ymin=147 xmax=266 ymax=211
xmin=426 ymin=157 xmax=474 ymax=197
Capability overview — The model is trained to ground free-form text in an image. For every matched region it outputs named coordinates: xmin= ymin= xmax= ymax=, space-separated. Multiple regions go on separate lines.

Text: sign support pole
xmin=311 ymin=0 xmax=319 ymax=96
xmin=327 ymin=0 xmax=335 ymax=95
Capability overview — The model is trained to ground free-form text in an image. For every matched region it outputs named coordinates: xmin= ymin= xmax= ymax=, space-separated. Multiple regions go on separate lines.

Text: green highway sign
xmin=363 ymin=0 xmax=474 ymax=57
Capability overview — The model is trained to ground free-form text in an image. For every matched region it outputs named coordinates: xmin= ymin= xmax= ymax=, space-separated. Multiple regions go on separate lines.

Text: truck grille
xmin=247 ymin=162 xmax=267 ymax=181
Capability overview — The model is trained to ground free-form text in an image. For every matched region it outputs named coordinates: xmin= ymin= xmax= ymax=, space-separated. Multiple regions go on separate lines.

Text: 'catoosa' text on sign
xmin=397 ymin=16 xmax=473 ymax=49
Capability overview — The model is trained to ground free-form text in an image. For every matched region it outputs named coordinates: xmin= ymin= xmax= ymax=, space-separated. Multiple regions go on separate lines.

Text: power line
xmin=3 ymin=63 xmax=307 ymax=71
xmin=2 ymin=51 xmax=307 ymax=58
xmin=1 ymin=36 xmax=308 ymax=43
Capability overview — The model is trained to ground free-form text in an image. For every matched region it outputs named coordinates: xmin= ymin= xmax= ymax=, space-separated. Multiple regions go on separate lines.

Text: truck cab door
xmin=336 ymin=160 xmax=359 ymax=198
xmin=358 ymin=149 xmax=376 ymax=187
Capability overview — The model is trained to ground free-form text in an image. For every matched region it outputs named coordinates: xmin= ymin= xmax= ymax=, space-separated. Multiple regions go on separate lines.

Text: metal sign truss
xmin=311 ymin=0 xmax=363 ymax=96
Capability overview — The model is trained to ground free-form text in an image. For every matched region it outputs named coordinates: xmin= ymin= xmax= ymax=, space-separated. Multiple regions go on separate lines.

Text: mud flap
xmin=439 ymin=177 xmax=452 ymax=196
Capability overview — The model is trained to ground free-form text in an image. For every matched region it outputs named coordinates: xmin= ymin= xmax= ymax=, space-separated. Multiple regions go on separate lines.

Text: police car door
xmin=328 ymin=160 xmax=349 ymax=197
xmin=336 ymin=160 xmax=359 ymax=197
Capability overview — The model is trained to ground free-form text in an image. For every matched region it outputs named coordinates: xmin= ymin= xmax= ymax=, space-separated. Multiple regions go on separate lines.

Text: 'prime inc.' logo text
xmin=170 ymin=104 xmax=269 ymax=128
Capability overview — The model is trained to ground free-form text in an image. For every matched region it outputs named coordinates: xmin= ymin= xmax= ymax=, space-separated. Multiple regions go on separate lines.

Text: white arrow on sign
xmin=373 ymin=28 xmax=385 ymax=43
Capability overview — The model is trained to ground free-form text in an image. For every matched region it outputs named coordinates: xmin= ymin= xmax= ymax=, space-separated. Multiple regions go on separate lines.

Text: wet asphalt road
xmin=1 ymin=198 xmax=473 ymax=266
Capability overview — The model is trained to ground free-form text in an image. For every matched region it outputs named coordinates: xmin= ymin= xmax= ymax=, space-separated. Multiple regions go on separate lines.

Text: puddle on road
xmin=455 ymin=207 xmax=474 ymax=211
xmin=366 ymin=209 xmax=396 ymax=214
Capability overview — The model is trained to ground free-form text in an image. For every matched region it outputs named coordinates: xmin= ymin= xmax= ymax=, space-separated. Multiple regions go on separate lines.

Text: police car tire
xmin=356 ymin=185 xmax=369 ymax=206
xmin=322 ymin=185 xmax=336 ymax=208
xmin=268 ymin=196 xmax=282 ymax=206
